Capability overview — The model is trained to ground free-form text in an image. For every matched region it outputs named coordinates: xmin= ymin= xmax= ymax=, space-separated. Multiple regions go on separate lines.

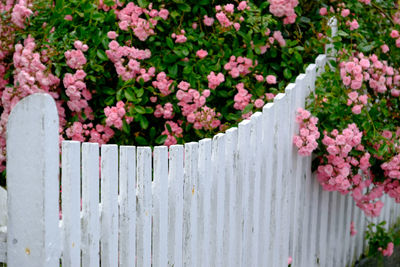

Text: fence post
xmin=6 ymin=93 xmax=60 ymax=267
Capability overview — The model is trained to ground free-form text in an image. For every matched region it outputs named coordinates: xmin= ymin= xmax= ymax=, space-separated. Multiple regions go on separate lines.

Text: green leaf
xmin=166 ymin=37 xmax=174 ymax=49
xmin=177 ymin=3 xmax=191 ymax=12
xmin=122 ymin=120 xmax=130 ymax=134
xmin=168 ymin=64 xmax=178 ymax=78
xmin=283 ymin=68 xmax=292 ymax=79
xmin=139 ymin=116 xmax=149 ymax=129
xmin=243 ymin=104 xmax=254 ymax=114
xmin=96 ymin=50 xmax=108 ymax=61
xmin=155 ymin=135 xmax=167 ymax=144
xmin=134 ymin=106 xmax=147 ymax=114
xmin=125 ymin=88 xmax=136 ymax=101
xmin=135 ymin=136 xmax=148 ymax=145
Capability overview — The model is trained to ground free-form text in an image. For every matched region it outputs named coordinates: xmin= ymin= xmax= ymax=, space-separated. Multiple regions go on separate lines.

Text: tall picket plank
xmin=197 ymin=139 xmax=212 ymax=267
xmin=293 ymin=74 xmax=307 ymax=267
xmin=210 ymin=134 xmax=226 ymax=266
xmin=237 ymin=119 xmax=251 ymax=266
xmin=7 ymin=93 xmax=60 ymax=267
xmin=137 ymin=147 xmax=152 ymax=267
xmin=249 ymin=112 xmax=262 ymax=267
xmin=81 ymin=143 xmax=100 ymax=267
xmin=152 ymin=146 xmax=169 ymax=267
xmin=260 ymin=103 xmax=277 ymax=266
xmin=285 ymin=83 xmax=297 ymax=264
xmin=101 ymin=145 xmax=119 ymax=267
xmin=326 ymin=192 xmax=337 ymax=267
xmin=168 ymin=145 xmax=184 ymax=267
xmin=272 ymin=93 xmax=288 ymax=267
xmin=344 ymin=195 xmax=353 ymax=265
xmin=317 ymin=186 xmax=330 ymax=266
xmin=119 ymin=146 xmax=136 ymax=267
xmin=61 ymin=141 xmax=81 ymax=267
xmin=224 ymin=128 xmax=238 ymax=267
xmin=306 ymin=64 xmax=319 ymax=266
xmin=183 ymin=143 xmax=199 ymax=267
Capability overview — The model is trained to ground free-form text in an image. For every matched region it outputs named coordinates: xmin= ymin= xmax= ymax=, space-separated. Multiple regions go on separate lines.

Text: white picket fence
xmin=0 ymin=53 xmax=399 ymax=267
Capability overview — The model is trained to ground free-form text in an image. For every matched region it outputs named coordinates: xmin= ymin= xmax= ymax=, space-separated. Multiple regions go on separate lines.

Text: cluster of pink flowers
xmin=268 ymin=0 xmax=298 ymax=24
xmin=224 ymin=55 xmax=256 ymax=78
xmin=154 ymin=102 xmax=174 ymax=119
xmin=346 ymin=19 xmax=359 ymax=31
xmin=379 ymin=242 xmax=394 ymax=257
xmin=63 ymin=70 xmax=92 ymax=114
xmin=106 ymin=39 xmax=153 ymax=82
xmin=203 ymin=15 xmax=214 ymax=26
xmin=65 ymin=41 xmax=88 ymax=69
xmin=65 ymin=122 xmax=114 ymax=144
xmin=152 ymin=72 xmax=174 ymax=96
xmin=383 ymin=179 xmax=400 ymax=203
xmin=346 ymin=91 xmax=368 ymax=114
xmin=162 ymin=121 xmax=183 ymax=146
xmin=174 ymin=81 xmax=219 ymax=132
xmin=292 ymin=108 xmax=320 ymax=156
xmin=11 ymin=0 xmax=32 ymax=29
xmin=316 ymin=124 xmax=364 ymax=193
xmin=196 ymin=49 xmax=208 ymax=59
xmin=117 ymin=2 xmax=169 ymax=41
xmin=190 ymin=106 xmax=221 ymax=131
xmin=340 ymin=53 xmax=400 ymax=97
xmin=104 ymin=101 xmax=133 ymax=130
xmin=381 ymin=154 xmax=400 ymax=180
xmin=172 ymin=30 xmax=187 ymax=43
xmin=207 ymin=72 xmax=225 ymax=89
xmin=63 ymin=41 xmax=92 ymax=116
xmin=233 ymin=83 xmax=252 ymax=112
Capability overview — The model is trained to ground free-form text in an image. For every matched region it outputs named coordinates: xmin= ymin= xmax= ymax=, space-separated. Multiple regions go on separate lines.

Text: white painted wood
xmin=224 ymin=128 xmax=238 ymax=267
xmin=210 ymin=134 xmax=225 ymax=267
xmin=100 ymin=145 xmax=119 ymax=267
xmin=197 ymin=138 xmax=212 ymax=267
xmin=260 ymin=103 xmax=276 ymax=266
xmin=293 ymin=74 xmax=307 ymax=267
xmin=248 ymin=112 xmax=262 ymax=267
xmin=152 ymin=146 xmax=169 ymax=267
xmin=315 ymin=54 xmax=327 ymax=76
xmin=237 ymin=119 xmax=251 ymax=266
xmin=317 ymin=187 xmax=330 ymax=266
xmin=81 ymin=143 xmax=100 ymax=267
xmin=0 ymin=227 xmax=7 ymax=262
xmin=168 ymin=145 xmax=184 ymax=267
xmin=0 ymin=187 xmax=6 ymax=227
xmin=61 ymin=141 xmax=81 ymax=267
xmin=326 ymin=192 xmax=337 ymax=267
xmin=119 ymin=146 xmax=136 ymax=267
xmin=7 ymin=93 xmax=60 ymax=267
xmin=183 ymin=142 xmax=198 ymax=267
xmin=137 ymin=147 xmax=152 ymax=267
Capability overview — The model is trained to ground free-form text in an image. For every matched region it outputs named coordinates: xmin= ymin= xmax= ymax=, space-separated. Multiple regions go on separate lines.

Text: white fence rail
xmin=1 ymin=54 xmax=399 ymax=267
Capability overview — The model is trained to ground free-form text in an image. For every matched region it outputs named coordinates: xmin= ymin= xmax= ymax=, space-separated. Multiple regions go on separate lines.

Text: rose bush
xmin=294 ymin=0 xmax=400 ymax=219
xmin=0 ymin=0 xmax=329 ymax=185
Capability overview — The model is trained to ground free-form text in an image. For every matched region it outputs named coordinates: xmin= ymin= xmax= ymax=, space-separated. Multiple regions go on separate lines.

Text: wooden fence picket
xmin=137 ymin=147 xmax=152 ymax=267
xmin=81 ymin=143 xmax=100 ymax=267
xmin=167 ymin=145 xmax=184 ymax=267
xmin=61 ymin=141 xmax=81 ymax=267
xmin=197 ymin=139 xmax=212 ymax=267
xmin=119 ymin=146 xmax=136 ymax=267
xmin=152 ymin=146 xmax=169 ymax=267
xmin=225 ymin=128 xmax=239 ymax=267
xmin=183 ymin=143 xmax=199 ymax=267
